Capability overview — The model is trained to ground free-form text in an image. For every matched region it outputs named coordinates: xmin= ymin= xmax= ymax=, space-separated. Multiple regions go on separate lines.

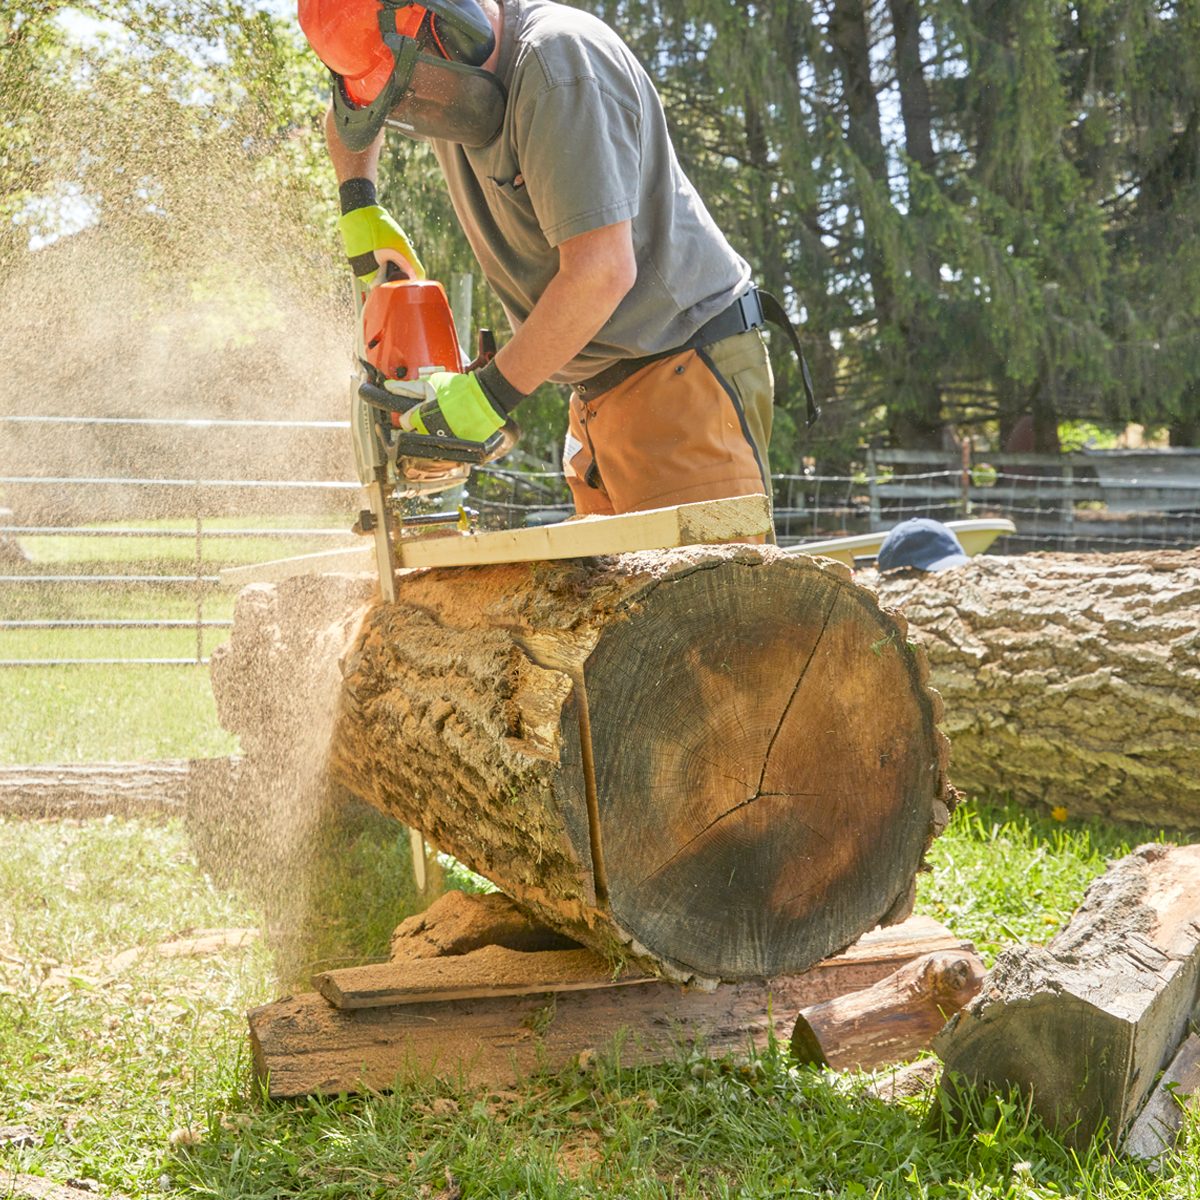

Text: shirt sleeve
xmin=516 ymin=76 xmax=643 ymax=247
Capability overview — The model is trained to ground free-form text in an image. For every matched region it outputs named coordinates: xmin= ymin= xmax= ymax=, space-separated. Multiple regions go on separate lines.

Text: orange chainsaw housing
xmin=362 ymin=278 xmax=465 ymax=383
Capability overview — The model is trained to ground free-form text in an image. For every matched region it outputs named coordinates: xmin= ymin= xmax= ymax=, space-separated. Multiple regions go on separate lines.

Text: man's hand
xmin=403 ymin=372 xmax=508 ymax=443
xmin=338 ymin=205 xmax=426 ymax=284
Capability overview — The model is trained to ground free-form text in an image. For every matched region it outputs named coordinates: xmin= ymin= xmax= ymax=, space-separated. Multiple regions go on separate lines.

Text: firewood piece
xmin=215 ymin=547 xmax=952 ymax=987
xmin=316 ymin=945 xmax=651 ymax=1009
xmin=935 ymin=843 xmax=1200 ymax=1146
xmin=248 ymin=916 xmax=974 ymax=1097
xmin=0 ymin=760 xmax=196 ymax=819
xmin=790 ymin=949 xmax=985 ymax=1071
xmin=1122 ymin=1033 xmax=1200 ymax=1167
xmin=873 ymin=551 xmax=1200 ymax=829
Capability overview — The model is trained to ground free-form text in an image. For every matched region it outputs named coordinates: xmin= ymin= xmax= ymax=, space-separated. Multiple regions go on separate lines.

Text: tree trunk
xmin=212 ymin=545 xmax=952 ymax=987
xmin=871 ymin=551 xmax=1200 ymax=828
xmin=935 ymin=843 xmax=1200 ymax=1147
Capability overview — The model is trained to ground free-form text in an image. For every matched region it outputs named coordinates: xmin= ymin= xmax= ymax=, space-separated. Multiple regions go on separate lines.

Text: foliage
xmin=4 ymin=1 xmax=1199 ymax=471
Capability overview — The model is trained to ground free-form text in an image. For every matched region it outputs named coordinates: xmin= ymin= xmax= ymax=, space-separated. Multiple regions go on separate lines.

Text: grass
xmin=2 ymin=800 xmax=1195 ymax=1199
xmin=0 ymin=514 xmax=358 ymax=763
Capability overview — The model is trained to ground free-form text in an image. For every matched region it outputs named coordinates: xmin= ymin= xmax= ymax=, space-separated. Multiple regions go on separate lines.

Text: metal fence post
xmin=866 ymin=447 xmax=881 ymax=530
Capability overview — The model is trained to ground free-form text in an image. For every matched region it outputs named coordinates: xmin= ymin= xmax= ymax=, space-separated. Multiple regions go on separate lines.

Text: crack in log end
xmin=637 ymin=791 xmax=828 ymax=887
xmin=756 ymin=592 xmax=840 ymax=797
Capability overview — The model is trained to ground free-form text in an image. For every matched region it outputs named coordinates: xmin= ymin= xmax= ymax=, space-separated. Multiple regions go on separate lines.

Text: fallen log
xmin=248 ymin=892 xmax=975 ymax=1098
xmin=212 ymin=545 xmax=952 ymax=986
xmin=0 ymin=760 xmax=200 ymax=819
xmin=872 ymin=550 xmax=1200 ymax=828
xmin=934 ymin=842 xmax=1200 ymax=1146
xmin=791 ymin=948 xmax=985 ymax=1072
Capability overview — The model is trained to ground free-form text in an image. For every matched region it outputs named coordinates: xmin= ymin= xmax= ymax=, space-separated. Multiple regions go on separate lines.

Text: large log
xmin=934 ymin=842 xmax=1200 ymax=1146
xmin=212 ymin=545 xmax=951 ymax=987
xmin=871 ymin=550 xmax=1200 ymax=827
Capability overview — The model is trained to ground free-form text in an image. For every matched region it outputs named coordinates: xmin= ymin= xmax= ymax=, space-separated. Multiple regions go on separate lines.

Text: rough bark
xmin=213 ymin=546 xmax=951 ymax=987
xmin=871 ymin=551 xmax=1200 ymax=828
xmin=0 ymin=761 xmax=200 ymax=819
xmin=935 ymin=842 xmax=1200 ymax=1146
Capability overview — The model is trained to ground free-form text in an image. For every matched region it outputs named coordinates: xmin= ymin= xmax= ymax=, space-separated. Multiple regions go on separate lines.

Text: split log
xmin=247 ymin=894 xmax=975 ymax=1098
xmin=1122 ymin=1032 xmax=1200 ymax=1166
xmin=934 ymin=842 xmax=1200 ymax=1146
xmin=791 ymin=948 xmax=985 ymax=1072
xmin=872 ymin=550 xmax=1200 ymax=828
xmin=213 ymin=545 xmax=952 ymax=987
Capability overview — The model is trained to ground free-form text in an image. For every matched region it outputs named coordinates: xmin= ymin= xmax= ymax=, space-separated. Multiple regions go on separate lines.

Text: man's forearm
xmin=493 ymin=221 xmax=637 ymax=394
xmin=324 ymin=106 xmax=383 ymax=185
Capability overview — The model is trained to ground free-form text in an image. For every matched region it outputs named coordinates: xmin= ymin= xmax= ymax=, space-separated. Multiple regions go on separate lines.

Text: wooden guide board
xmin=219 ymin=493 xmax=771 ymax=587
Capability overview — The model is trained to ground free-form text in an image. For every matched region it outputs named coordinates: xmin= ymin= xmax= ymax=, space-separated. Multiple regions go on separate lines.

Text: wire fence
xmin=2 ymin=416 xmax=1197 ymax=667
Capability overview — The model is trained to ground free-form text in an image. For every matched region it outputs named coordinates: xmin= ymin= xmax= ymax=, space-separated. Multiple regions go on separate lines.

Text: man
xmin=299 ymin=0 xmax=792 ymax=522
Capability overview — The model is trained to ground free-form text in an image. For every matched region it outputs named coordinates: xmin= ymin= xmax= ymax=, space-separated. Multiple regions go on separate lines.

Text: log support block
xmin=248 ymin=892 xmax=976 ymax=1098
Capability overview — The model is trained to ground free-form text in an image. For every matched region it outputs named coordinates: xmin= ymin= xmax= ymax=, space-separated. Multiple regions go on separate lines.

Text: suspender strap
xmin=757 ymin=290 xmax=820 ymax=428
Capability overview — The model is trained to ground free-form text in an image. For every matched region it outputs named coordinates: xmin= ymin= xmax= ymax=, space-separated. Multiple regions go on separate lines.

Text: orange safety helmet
xmin=298 ymin=0 xmax=505 ymax=149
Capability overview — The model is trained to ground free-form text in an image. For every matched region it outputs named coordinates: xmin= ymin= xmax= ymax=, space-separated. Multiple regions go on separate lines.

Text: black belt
xmin=574 ymin=286 xmax=819 ymax=426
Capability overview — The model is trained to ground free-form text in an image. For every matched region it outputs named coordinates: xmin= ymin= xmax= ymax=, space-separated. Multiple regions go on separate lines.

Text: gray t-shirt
xmin=431 ymin=0 xmax=750 ymax=386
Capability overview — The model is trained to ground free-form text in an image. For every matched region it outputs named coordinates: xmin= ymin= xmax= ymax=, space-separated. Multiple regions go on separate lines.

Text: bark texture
xmin=872 ymin=551 xmax=1200 ymax=828
xmin=213 ymin=546 xmax=951 ymax=987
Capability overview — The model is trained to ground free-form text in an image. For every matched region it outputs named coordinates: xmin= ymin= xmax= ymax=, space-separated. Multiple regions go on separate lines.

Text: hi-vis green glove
xmin=337 ymin=205 xmax=425 ymax=284
xmin=403 ymin=363 xmax=527 ymax=443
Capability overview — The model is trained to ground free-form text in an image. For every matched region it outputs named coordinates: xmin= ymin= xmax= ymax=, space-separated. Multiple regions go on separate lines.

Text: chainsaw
xmin=350 ymin=265 xmax=519 ymax=601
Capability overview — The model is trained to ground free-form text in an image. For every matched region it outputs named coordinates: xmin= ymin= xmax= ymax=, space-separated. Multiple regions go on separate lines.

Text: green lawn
xmin=1 ymin=803 xmax=1191 ymax=1199
xmin=0 ymin=516 xmax=360 ymax=763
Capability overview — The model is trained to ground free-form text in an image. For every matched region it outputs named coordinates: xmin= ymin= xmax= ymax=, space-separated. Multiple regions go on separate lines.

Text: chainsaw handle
xmin=395 ymin=428 xmax=509 ymax=464
xmin=359 ymin=380 xmax=420 ymax=416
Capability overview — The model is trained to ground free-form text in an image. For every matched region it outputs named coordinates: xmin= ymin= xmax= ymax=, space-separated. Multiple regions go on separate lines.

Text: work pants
xmin=563 ymin=329 xmax=774 ymax=540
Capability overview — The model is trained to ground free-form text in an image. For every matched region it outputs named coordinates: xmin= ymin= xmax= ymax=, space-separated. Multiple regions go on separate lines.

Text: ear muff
xmin=384 ymin=0 xmax=494 ymax=67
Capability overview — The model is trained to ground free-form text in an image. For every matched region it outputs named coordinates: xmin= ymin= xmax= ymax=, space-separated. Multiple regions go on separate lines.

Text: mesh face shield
xmin=330 ymin=17 xmax=507 ymax=151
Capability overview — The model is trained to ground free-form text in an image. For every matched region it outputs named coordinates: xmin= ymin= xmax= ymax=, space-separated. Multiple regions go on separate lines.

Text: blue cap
xmin=877 ymin=518 xmax=969 ymax=572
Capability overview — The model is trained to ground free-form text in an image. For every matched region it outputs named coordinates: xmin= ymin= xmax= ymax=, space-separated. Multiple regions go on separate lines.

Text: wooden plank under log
xmin=249 ymin=912 xmax=975 ymax=1098
xmin=218 ymin=493 xmax=771 ymax=587
xmin=315 ymin=945 xmax=653 ymax=1009
xmin=212 ymin=545 xmax=954 ymax=987
xmin=935 ymin=843 xmax=1200 ymax=1146
xmin=318 ymin=891 xmax=966 ymax=1010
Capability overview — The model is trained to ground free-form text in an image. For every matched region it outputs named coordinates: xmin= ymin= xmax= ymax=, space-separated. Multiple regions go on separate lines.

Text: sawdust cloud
xmin=0 ymin=10 xmax=385 ymax=983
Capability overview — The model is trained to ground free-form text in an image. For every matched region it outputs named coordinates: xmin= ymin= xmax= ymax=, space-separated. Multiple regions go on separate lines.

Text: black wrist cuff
xmin=476 ymin=360 xmax=528 ymax=415
xmin=339 ymin=178 xmax=377 ymax=215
